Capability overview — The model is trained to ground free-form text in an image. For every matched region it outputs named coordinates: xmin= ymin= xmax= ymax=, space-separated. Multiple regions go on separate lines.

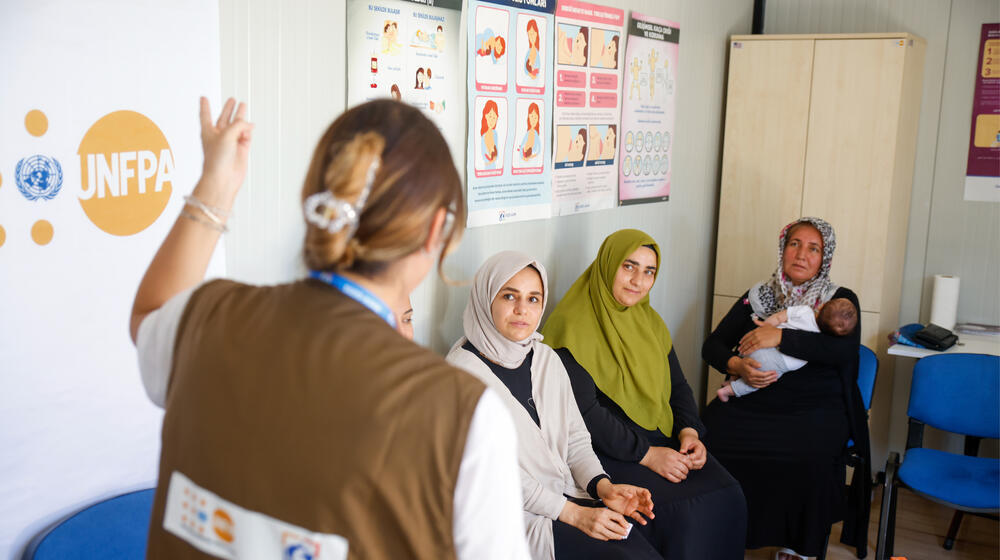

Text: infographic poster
xmin=618 ymin=13 xmax=678 ymax=205
xmin=346 ymin=0 xmax=463 ymax=159
xmin=551 ymin=0 xmax=625 ymax=216
xmin=466 ymin=0 xmax=555 ymax=227
xmin=964 ymin=23 xmax=1000 ymax=202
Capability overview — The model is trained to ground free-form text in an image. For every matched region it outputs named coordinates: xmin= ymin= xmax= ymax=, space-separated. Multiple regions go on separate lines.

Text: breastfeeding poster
xmin=551 ymin=0 xmax=625 ymax=216
xmin=346 ymin=0 xmax=463 ymax=160
xmin=618 ymin=13 xmax=678 ymax=205
xmin=0 ymin=1 xmax=222 ymax=556
xmin=963 ymin=23 xmax=1000 ymax=203
xmin=466 ymin=0 xmax=555 ymax=227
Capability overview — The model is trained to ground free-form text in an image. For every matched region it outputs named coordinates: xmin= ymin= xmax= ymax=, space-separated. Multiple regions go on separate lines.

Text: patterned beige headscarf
xmin=748 ymin=217 xmax=839 ymax=317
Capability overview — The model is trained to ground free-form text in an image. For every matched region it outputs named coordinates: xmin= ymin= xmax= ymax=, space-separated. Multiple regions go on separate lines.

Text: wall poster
xmin=964 ymin=23 xmax=1000 ymax=203
xmin=551 ymin=0 xmax=625 ymax=216
xmin=466 ymin=0 xmax=556 ymax=227
xmin=346 ymin=0 xmax=464 ymax=159
xmin=618 ymin=13 xmax=678 ymax=206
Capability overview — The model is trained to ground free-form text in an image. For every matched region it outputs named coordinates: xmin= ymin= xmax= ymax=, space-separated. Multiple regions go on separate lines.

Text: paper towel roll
xmin=929 ymin=274 xmax=960 ymax=330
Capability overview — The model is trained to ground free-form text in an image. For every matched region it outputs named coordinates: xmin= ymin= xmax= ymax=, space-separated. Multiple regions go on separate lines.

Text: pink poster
xmin=551 ymin=0 xmax=625 ymax=216
xmin=617 ymin=13 xmax=677 ymax=205
xmin=964 ymin=23 xmax=1000 ymax=202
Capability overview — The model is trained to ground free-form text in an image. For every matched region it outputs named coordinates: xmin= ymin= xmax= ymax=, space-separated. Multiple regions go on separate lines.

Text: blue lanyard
xmin=309 ymin=270 xmax=397 ymax=327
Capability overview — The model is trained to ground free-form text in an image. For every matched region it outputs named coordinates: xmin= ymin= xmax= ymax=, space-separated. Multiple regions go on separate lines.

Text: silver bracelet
xmin=180 ymin=209 xmax=228 ymax=233
xmin=183 ymin=195 xmax=230 ymax=228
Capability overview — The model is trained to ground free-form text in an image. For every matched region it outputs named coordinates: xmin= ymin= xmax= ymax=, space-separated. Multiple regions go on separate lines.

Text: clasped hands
xmin=640 ymin=427 xmax=707 ymax=483
xmin=559 ymin=479 xmax=654 ymax=541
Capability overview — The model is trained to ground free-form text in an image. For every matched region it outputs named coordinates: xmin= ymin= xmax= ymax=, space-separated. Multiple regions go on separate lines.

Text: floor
xmin=743 ymin=486 xmax=999 ymax=560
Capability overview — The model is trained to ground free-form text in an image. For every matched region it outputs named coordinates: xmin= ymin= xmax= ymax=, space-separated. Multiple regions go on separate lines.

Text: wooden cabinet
xmin=708 ymin=34 xmax=925 ymax=408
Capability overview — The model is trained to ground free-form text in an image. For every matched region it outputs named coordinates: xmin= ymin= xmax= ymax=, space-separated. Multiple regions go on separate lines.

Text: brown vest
xmin=147 ymin=279 xmax=485 ymax=559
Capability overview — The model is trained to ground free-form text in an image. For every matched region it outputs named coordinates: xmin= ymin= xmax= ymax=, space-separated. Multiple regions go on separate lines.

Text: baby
xmin=717 ymin=298 xmax=857 ymax=402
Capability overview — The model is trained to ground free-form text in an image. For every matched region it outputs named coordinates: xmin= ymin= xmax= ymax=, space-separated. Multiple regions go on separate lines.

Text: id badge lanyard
xmin=309 ymin=270 xmax=396 ymax=328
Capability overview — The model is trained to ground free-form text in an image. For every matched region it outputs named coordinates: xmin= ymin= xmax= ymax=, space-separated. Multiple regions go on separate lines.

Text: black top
xmin=464 ymin=340 xmax=540 ymax=427
xmin=701 ymin=287 xmax=871 ymax=552
xmin=555 ymin=346 xmax=706 ymax=463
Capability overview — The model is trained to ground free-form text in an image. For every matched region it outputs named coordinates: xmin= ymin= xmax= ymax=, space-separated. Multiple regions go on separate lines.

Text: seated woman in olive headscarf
xmin=541 ymin=229 xmax=747 ymax=559
xmin=447 ymin=251 xmax=659 ymax=560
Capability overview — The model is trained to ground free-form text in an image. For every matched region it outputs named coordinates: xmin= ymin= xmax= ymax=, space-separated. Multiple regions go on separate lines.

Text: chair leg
xmin=875 ymin=452 xmax=899 ymax=560
xmin=885 ymin=477 xmax=899 ymax=555
xmin=943 ymin=510 xmax=964 ymax=550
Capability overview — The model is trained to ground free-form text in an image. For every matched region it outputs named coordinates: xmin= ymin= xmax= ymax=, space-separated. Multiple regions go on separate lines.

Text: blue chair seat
xmin=899 ymin=447 xmax=1000 ymax=511
xmin=25 ymin=488 xmax=154 ymax=559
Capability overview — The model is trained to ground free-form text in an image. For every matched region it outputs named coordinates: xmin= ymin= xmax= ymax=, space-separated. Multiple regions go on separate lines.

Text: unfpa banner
xmin=0 ymin=1 xmax=223 ymax=556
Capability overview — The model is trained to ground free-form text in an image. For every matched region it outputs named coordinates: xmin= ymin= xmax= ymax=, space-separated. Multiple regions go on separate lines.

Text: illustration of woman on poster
xmin=569 ymin=127 xmax=587 ymax=162
xmin=524 ymin=19 xmax=541 ymax=79
xmin=558 ymin=25 xmax=588 ymax=66
xmin=598 ymin=34 xmax=619 ymax=69
xmin=382 ymin=20 xmax=401 ymax=55
xmin=476 ymin=28 xmax=506 ymax=63
xmin=587 ymin=126 xmax=602 ymax=160
xmin=520 ymin=102 xmax=541 ymax=161
xmin=601 ymin=124 xmax=616 ymax=159
xmin=481 ymin=100 xmax=501 ymax=169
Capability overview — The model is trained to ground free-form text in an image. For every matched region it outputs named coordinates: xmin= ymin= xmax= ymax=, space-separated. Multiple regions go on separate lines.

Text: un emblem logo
xmin=16 ymin=154 xmax=63 ymax=201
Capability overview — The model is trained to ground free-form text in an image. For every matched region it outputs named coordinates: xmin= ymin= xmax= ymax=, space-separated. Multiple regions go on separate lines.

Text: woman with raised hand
xmin=447 ymin=251 xmax=659 ymax=560
xmin=542 ymin=229 xmax=747 ymax=559
xmin=131 ymin=98 xmax=528 ymax=560
xmin=701 ymin=218 xmax=867 ymax=560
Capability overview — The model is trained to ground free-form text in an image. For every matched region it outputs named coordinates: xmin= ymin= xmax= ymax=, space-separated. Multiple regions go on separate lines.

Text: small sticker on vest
xmin=163 ymin=471 xmax=349 ymax=559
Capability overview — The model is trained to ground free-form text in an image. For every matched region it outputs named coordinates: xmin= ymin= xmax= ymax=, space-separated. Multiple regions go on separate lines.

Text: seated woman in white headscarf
xmin=447 ymin=251 xmax=660 ymax=560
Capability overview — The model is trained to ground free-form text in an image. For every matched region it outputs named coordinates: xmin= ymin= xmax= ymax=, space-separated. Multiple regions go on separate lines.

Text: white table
xmin=887 ymin=332 xmax=1000 ymax=358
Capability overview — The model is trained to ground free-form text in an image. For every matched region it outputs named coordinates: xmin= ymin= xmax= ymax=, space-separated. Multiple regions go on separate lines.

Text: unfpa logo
xmin=78 ymin=110 xmax=174 ymax=236
xmin=16 ymin=155 xmax=63 ymax=201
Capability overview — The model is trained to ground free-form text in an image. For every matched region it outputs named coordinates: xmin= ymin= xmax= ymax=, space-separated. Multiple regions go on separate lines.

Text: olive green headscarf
xmin=541 ymin=229 xmax=674 ymax=435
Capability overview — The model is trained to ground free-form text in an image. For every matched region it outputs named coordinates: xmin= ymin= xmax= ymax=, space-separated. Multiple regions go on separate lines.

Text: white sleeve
xmin=453 ymin=388 xmax=531 ymax=560
xmin=135 ymin=288 xmax=196 ymax=408
xmin=783 ymin=305 xmax=820 ymax=332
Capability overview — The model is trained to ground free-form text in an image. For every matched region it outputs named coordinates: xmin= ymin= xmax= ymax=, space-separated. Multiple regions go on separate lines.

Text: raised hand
xmin=197 ymin=97 xmax=254 ymax=207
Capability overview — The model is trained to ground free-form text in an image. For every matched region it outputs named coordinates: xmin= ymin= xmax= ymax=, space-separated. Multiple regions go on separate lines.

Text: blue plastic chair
xmin=22 ymin=488 xmax=155 ymax=559
xmin=875 ymin=353 xmax=1000 ymax=560
xmin=818 ymin=345 xmax=879 ymax=560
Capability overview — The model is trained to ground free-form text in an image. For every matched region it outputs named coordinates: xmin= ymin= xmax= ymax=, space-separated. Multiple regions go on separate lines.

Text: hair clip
xmin=304 ymin=157 xmax=380 ymax=238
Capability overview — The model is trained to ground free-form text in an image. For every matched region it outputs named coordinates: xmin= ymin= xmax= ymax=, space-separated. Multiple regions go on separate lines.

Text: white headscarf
xmin=463 ymin=251 xmax=548 ymax=369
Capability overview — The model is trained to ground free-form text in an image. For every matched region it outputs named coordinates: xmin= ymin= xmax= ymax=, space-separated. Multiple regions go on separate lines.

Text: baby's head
xmin=817 ymin=298 xmax=857 ymax=336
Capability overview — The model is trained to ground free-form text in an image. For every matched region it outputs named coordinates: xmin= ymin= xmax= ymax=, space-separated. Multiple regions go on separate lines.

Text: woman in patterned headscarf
xmin=701 ymin=217 xmax=870 ymax=560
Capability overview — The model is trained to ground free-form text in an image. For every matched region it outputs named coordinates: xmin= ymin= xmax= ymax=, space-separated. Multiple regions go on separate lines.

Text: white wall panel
xmin=219 ymin=0 xmax=755 ymax=405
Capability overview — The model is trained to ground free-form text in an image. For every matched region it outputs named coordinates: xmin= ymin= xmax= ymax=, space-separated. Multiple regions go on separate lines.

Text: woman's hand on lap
xmin=678 ymin=428 xmax=707 ymax=470
xmin=726 ymin=356 xmax=777 ymax=388
xmin=596 ymin=479 xmax=654 ymax=524
xmin=559 ymin=502 xmax=631 ymax=541
xmin=640 ymin=445 xmax=693 ymax=483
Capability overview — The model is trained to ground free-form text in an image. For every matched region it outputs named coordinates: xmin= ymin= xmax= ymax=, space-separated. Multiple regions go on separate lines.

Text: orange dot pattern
xmin=31 ymin=220 xmax=54 ymax=245
xmin=25 ymin=110 xmax=48 ymax=137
